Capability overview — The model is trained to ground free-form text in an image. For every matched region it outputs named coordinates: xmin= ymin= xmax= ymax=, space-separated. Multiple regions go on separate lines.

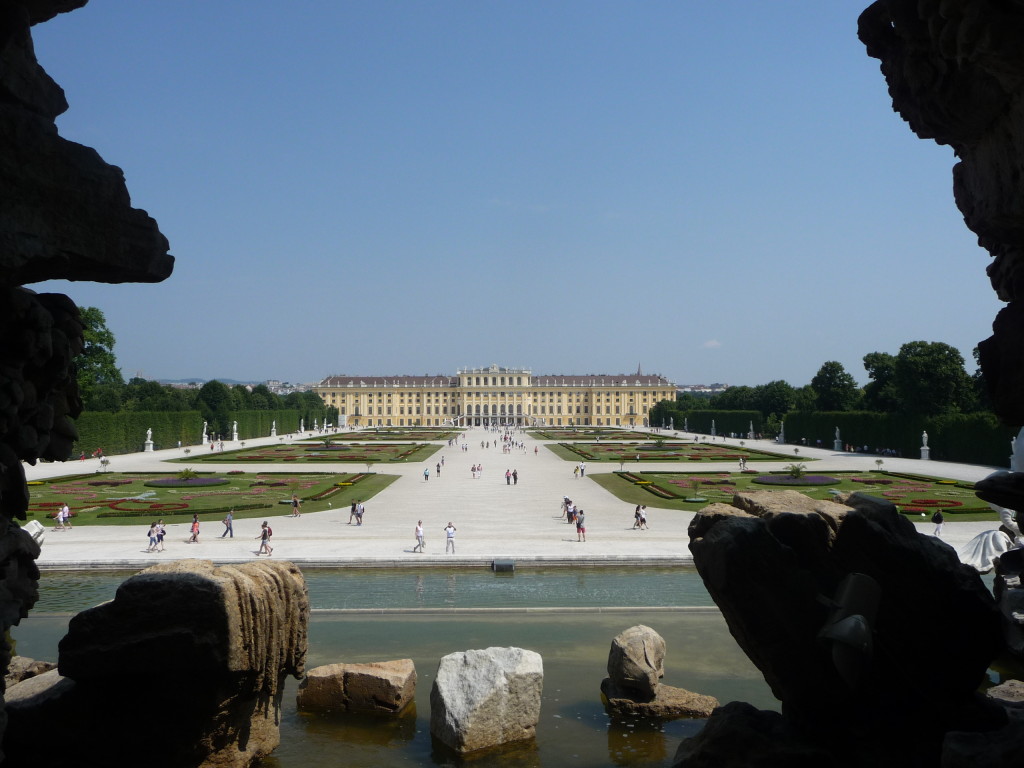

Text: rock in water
xmin=430 ymin=646 xmax=543 ymax=754
xmin=606 ymin=624 xmax=665 ymax=698
xmin=3 ymin=559 xmax=308 ymax=768
xmin=298 ymin=659 xmax=416 ymax=714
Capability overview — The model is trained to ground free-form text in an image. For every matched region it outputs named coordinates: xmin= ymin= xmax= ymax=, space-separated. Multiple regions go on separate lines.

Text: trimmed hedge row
xmin=675 ymin=410 xmax=761 ymax=436
xmin=781 ymin=411 xmax=1015 ymax=467
xmin=71 ymin=409 xmax=311 ymax=457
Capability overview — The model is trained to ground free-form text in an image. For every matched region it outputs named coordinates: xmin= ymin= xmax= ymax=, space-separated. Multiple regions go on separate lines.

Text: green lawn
xmin=300 ymin=428 xmax=461 ymax=442
xmin=547 ymin=441 xmax=799 ymax=463
xmin=590 ymin=470 xmax=997 ymax=522
xmin=27 ymin=471 xmax=398 ymax=526
xmin=172 ymin=442 xmax=441 ymax=464
xmin=528 ymin=428 xmax=660 ymax=441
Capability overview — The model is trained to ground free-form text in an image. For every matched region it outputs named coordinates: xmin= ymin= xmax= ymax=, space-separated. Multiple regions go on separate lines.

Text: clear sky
xmin=29 ymin=1 xmax=1002 ymax=387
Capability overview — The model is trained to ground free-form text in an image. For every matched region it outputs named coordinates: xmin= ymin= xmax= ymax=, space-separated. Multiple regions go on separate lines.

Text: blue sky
xmin=30 ymin=1 xmax=1001 ymax=387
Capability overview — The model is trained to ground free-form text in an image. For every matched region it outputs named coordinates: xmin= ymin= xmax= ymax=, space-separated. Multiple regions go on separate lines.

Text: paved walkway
xmin=23 ymin=429 xmax=1005 ymax=570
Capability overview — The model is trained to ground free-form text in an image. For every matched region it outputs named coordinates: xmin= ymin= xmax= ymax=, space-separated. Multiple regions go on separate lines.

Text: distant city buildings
xmin=313 ymin=364 xmax=676 ymax=428
xmin=677 ymin=383 xmax=729 ymax=395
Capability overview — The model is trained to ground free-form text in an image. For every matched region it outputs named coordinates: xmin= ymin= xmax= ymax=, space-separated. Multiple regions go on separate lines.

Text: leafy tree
xmin=250 ymin=384 xmax=275 ymax=410
xmin=793 ymin=385 xmax=818 ymax=412
xmin=862 ymin=351 xmax=899 ymax=412
xmin=971 ymin=346 xmax=991 ymax=413
xmin=752 ymin=380 xmax=796 ymax=418
xmin=231 ymin=385 xmax=255 ymax=411
xmin=810 ymin=361 xmax=861 ymax=411
xmin=710 ymin=385 xmax=756 ymax=411
xmin=75 ymin=307 xmax=124 ymax=411
xmin=195 ymin=380 xmax=232 ymax=437
xmin=893 ymin=341 xmax=972 ymax=416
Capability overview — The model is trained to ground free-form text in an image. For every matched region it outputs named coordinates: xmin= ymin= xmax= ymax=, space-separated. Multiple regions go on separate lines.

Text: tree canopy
xmin=810 ymin=361 xmax=861 ymax=411
xmin=75 ymin=307 xmax=124 ymax=411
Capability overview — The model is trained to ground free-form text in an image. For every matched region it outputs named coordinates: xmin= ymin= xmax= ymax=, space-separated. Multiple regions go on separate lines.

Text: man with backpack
xmin=256 ymin=520 xmax=274 ymax=556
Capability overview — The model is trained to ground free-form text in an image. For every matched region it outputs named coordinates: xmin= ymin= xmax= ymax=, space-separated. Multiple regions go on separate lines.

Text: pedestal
xmin=144 ymin=440 xmax=154 ymax=453
xmin=834 ymin=440 xmax=843 ymax=452
xmin=921 ymin=447 xmax=931 ymax=460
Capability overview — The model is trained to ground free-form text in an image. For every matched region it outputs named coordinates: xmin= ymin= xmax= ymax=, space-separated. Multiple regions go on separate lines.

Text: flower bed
xmin=145 ymin=477 xmax=229 ymax=488
xmin=752 ymin=475 xmax=839 ymax=486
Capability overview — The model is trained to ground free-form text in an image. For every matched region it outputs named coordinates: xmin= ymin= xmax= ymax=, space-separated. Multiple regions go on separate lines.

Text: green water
xmin=13 ymin=567 xmax=776 ymax=767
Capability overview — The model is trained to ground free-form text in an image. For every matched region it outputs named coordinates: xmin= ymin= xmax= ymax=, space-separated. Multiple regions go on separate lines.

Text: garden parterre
xmin=171 ymin=442 xmax=440 ymax=464
xmin=26 ymin=471 xmax=396 ymax=525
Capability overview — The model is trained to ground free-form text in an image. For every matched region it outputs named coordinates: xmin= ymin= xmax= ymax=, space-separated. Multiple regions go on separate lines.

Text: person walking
xmin=413 ymin=520 xmax=425 ymax=553
xmin=633 ymin=505 xmax=642 ymax=529
xmin=576 ymin=509 xmax=586 ymax=542
xmin=505 ymin=469 xmax=511 ymax=485
xmin=349 ymin=500 xmax=357 ymax=524
xmin=157 ymin=519 xmax=166 ymax=552
xmin=580 ymin=462 xmax=587 ymax=477
xmin=355 ymin=500 xmax=365 ymax=525
xmin=444 ymin=521 xmax=457 ymax=553
xmin=290 ymin=494 xmax=301 ymax=517
xmin=61 ymin=502 xmax=72 ymax=530
xmin=188 ymin=514 xmax=200 ymax=543
xmin=639 ymin=505 xmax=649 ymax=530
xmin=221 ymin=509 xmax=234 ymax=538
xmin=146 ymin=521 xmax=159 ymax=552
xmin=256 ymin=520 xmax=273 ymax=556
xmin=424 ymin=467 xmax=430 ymax=482
xmin=436 ymin=462 xmax=442 ymax=478
xmin=932 ymin=510 xmax=944 ymax=537
xmin=512 ymin=469 xmax=518 ymax=485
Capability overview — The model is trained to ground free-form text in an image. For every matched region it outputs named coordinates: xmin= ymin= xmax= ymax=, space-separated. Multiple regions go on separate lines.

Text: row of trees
xmin=687 ymin=341 xmax=986 ymax=419
xmin=73 ymin=307 xmax=332 ymax=441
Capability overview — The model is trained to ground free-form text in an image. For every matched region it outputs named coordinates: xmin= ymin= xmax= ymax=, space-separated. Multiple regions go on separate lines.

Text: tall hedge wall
xmin=71 ymin=409 xmax=316 ymax=457
xmin=782 ymin=411 xmax=1015 ymax=467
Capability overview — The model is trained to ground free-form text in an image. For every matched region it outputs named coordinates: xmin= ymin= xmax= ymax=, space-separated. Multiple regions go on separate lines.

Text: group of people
xmin=633 ymin=505 xmax=649 ymax=530
xmin=573 ymin=462 xmax=587 ymax=478
xmin=153 ymin=511 xmax=274 ymax=555
xmin=470 ymin=463 xmax=483 ymax=478
xmin=348 ymin=500 xmax=366 ymax=525
xmin=560 ymin=496 xmax=586 ymax=541
xmin=53 ymin=502 xmax=72 ymax=531
xmin=412 ymin=520 xmax=458 ymax=553
xmin=504 ymin=468 xmax=519 ymax=485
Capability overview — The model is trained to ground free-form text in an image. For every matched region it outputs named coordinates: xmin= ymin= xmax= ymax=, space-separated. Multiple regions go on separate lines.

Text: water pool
xmin=13 ymin=567 xmax=776 ymax=767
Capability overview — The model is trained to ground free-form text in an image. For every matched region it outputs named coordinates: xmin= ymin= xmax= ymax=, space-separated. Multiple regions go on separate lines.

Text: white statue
xmin=202 ymin=421 xmax=208 ymax=444
xmin=922 ymin=431 xmax=929 ymax=447
xmin=835 ymin=426 xmax=841 ymax=441
xmin=146 ymin=428 xmax=152 ymax=442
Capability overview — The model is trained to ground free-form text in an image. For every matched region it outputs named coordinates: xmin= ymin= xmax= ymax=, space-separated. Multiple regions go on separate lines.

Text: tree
xmin=195 ymin=380 xmax=232 ymax=438
xmin=710 ymin=386 xmax=756 ymax=411
xmin=75 ymin=307 xmax=124 ymax=411
xmin=892 ymin=341 xmax=972 ymax=416
xmin=810 ymin=361 xmax=861 ymax=411
xmin=792 ymin=385 xmax=818 ymax=412
xmin=752 ymin=380 xmax=796 ymax=418
xmin=862 ymin=351 xmax=899 ymax=412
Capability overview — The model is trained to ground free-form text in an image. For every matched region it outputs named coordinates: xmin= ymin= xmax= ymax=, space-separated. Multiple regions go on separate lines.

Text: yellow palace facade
xmin=313 ymin=364 xmax=676 ymax=428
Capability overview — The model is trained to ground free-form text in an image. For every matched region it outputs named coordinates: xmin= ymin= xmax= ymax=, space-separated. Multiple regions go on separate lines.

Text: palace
xmin=313 ymin=364 xmax=675 ymax=428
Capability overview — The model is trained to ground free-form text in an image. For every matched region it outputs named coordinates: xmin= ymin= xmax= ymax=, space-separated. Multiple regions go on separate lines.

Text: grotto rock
xmin=689 ymin=501 xmax=1003 ymax=765
xmin=430 ymin=646 xmax=543 ymax=754
xmin=4 ymin=656 xmax=54 ymax=687
xmin=601 ymin=678 xmax=717 ymax=719
xmin=2 ymin=559 xmax=309 ymax=768
xmin=297 ymin=659 xmax=416 ymax=714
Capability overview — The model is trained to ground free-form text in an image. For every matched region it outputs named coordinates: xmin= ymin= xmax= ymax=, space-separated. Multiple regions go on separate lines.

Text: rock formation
xmin=297 ymin=659 xmax=416 ymax=715
xmin=0 ymin=0 xmax=173 ymax=751
xmin=677 ymin=491 xmax=1004 ymax=767
xmin=2 ymin=559 xmax=308 ymax=768
xmin=600 ymin=624 xmax=718 ymax=719
xmin=430 ymin=646 xmax=543 ymax=754
xmin=858 ymin=0 xmax=1024 ymax=427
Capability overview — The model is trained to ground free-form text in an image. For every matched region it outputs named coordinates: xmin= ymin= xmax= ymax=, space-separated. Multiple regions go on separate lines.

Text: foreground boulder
xmin=430 ymin=646 xmax=542 ymax=754
xmin=298 ymin=659 xmax=416 ymax=714
xmin=3 ymin=559 xmax=308 ymax=768
xmin=606 ymin=624 xmax=665 ymax=697
xmin=683 ymin=497 xmax=1003 ymax=766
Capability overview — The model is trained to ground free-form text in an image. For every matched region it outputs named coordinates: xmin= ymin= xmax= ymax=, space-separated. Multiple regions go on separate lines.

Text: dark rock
xmin=297 ymin=659 xmax=416 ymax=714
xmin=689 ymin=502 xmax=1003 ymax=765
xmin=672 ymin=701 xmax=838 ymax=768
xmin=3 ymin=559 xmax=309 ymax=768
xmin=858 ymin=1 xmax=1024 ymax=423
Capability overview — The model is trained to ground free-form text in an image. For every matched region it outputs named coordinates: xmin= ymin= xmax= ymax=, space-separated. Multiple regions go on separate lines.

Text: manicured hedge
xmin=676 ymin=410 xmax=761 ymax=436
xmin=781 ymin=411 xmax=1015 ymax=467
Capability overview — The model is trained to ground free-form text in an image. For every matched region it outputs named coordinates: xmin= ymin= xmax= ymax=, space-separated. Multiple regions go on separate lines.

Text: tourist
xmin=256 ymin=520 xmax=273 ymax=556
xmin=580 ymin=462 xmax=587 ymax=477
xmin=436 ymin=462 xmax=441 ymax=477
xmin=424 ymin=467 xmax=430 ymax=482
xmin=61 ymin=501 xmax=72 ymax=530
xmin=221 ymin=509 xmax=234 ymax=538
xmin=512 ymin=469 xmax=518 ymax=485
xmin=356 ymin=501 xmax=365 ymax=525
xmin=932 ymin=510 xmax=944 ymax=537
xmin=413 ymin=520 xmax=425 ymax=553
xmin=576 ymin=509 xmax=586 ymax=542
xmin=574 ymin=465 xmax=580 ymax=479
xmin=633 ymin=505 xmax=642 ymax=529
xmin=146 ymin=521 xmax=159 ymax=552
xmin=291 ymin=494 xmax=301 ymax=517
xmin=505 ymin=469 xmax=511 ymax=485
xmin=639 ymin=506 xmax=648 ymax=530
xmin=188 ymin=514 xmax=200 ymax=543
xmin=444 ymin=521 xmax=457 ymax=553
xmin=348 ymin=500 xmax=357 ymax=524
xmin=157 ymin=519 xmax=166 ymax=551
